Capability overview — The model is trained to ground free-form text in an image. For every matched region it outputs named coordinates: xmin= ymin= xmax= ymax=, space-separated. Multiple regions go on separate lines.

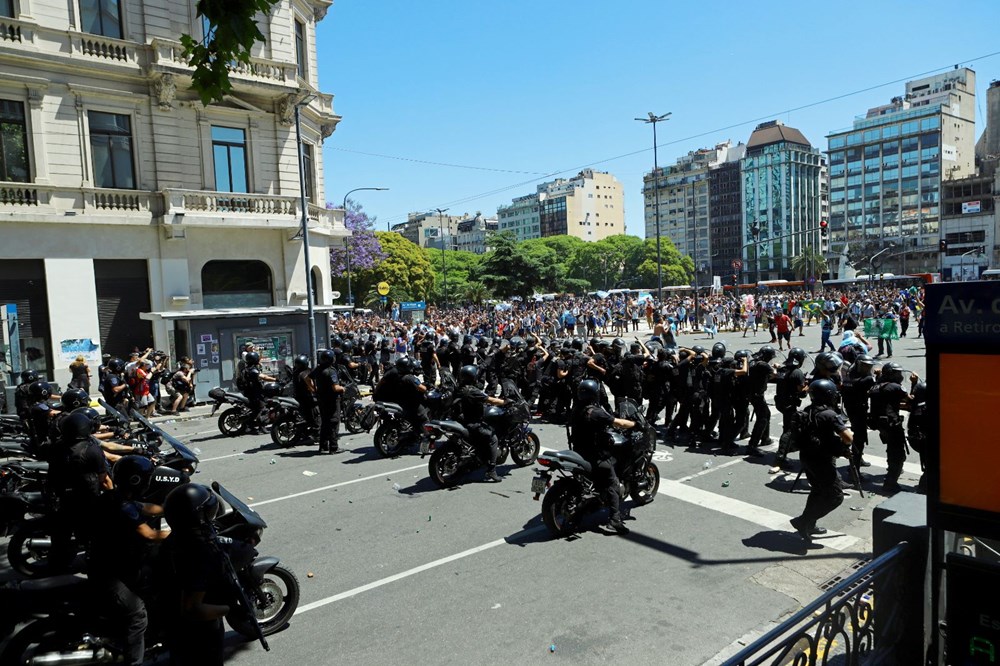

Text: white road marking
xmin=249 ymin=463 xmax=427 ymax=508
xmin=295 ymin=525 xmax=546 ymax=615
xmin=200 ymin=451 xmax=247 ymax=462
xmin=658 ymin=480 xmax=859 ymax=551
xmin=857 ymin=454 xmax=923 ymax=477
xmin=676 ymin=458 xmax=743 ymax=483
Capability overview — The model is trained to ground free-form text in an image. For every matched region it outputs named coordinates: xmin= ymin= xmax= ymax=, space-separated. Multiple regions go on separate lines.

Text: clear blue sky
xmin=317 ymin=0 xmax=1000 ymax=237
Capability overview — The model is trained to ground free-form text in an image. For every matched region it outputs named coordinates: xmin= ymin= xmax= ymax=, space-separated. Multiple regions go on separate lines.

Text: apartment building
xmin=0 ymin=0 xmax=344 ymax=394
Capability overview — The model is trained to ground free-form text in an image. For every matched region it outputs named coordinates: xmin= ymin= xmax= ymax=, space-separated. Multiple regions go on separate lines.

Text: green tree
xmin=463 ymin=281 xmax=491 ymax=306
xmin=790 ymin=246 xmax=829 ymax=280
xmin=424 ymin=247 xmax=482 ymax=304
xmin=637 ymin=237 xmax=694 ymax=287
xmin=475 ymin=231 xmax=545 ymax=301
xmin=181 ymin=0 xmax=281 ymax=104
xmin=349 ymin=232 xmax=435 ymax=302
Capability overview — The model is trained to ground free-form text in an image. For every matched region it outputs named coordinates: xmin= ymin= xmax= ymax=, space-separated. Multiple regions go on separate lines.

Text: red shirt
xmin=775 ymin=314 xmax=792 ymax=333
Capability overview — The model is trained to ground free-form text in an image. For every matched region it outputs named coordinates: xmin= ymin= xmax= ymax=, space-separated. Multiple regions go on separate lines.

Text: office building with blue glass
xmin=825 ymin=69 xmax=977 ymax=276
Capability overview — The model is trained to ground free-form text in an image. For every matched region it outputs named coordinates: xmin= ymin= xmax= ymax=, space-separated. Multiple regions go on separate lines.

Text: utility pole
xmin=635 ymin=111 xmax=671 ymax=299
xmin=435 ymin=208 xmax=449 ymax=308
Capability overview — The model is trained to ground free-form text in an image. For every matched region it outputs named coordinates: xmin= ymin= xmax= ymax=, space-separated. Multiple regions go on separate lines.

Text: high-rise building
xmin=708 ymin=144 xmax=746 ymax=279
xmin=497 ymin=169 xmax=624 ymax=242
xmin=977 ymin=79 xmax=1000 ymax=178
xmin=742 ymin=121 xmax=825 ymax=281
xmin=392 ymin=212 xmax=464 ymax=250
xmin=825 ymin=68 xmax=977 ymax=276
xmin=940 ymin=172 xmax=997 ymax=280
xmin=0 ymin=0 xmax=342 ymax=391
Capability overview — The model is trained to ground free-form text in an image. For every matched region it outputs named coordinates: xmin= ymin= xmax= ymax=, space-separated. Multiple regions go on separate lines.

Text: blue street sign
xmin=380 ymin=296 xmax=388 ymax=303
xmin=400 ymin=301 xmax=426 ymax=312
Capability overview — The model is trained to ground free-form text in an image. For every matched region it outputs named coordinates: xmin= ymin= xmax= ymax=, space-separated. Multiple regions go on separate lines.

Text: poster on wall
xmin=59 ymin=338 xmax=102 ymax=364
xmin=196 ymin=343 xmax=206 ymax=356
xmin=234 ymin=332 xmax=293 ymax=377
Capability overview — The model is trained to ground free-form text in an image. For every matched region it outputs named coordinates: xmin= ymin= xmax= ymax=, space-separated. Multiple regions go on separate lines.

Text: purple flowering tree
xmin=328 ymin=199 xmax=385 ymax=304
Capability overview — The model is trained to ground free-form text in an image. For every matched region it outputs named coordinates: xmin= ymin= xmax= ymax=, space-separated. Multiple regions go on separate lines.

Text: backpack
xmin=788 ymin=406 xmax=829 ymax=455
xmin=605 ymin=362 xmax=625 ymax=395
xmin=234 ymin=359 xmax=248 ymax=392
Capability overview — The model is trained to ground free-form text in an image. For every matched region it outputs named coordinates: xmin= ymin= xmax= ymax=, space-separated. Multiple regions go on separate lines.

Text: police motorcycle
xmin=531 ymin=398 xmax=660 ymax=537
xmin=5 ymin=406 xmax=199 ymax=578
xmin=269 ymin=377 xmax=366 ymax=447
xmin=0 ymin=482 xmax=298 ymax=664
xmin=423 ymin=380 xmax=539 ymax=488
xmin=211 ymin=378 xmax=296 ymax=437
xmin=369 ymin=367 xmax=459 ymax=458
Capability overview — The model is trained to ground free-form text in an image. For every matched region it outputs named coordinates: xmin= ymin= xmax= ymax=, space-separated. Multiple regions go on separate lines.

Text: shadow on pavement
xmin=622 ymin=529 xmax=858 ymax=565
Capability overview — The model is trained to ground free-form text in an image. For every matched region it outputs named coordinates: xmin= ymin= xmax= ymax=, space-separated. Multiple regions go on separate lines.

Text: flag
xmin=863 ymin=318 xmax=899 ymax=340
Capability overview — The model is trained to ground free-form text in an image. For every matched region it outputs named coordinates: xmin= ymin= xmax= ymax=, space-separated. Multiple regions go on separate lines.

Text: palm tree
xmin=791 ymin=246 xmax=829 ymax=281
xmin=463 ymin=281 xmax=491 ymax=306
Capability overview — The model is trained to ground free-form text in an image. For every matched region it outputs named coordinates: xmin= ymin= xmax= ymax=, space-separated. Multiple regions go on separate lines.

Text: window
xmin=0 ymin=0 xmax=13 ymax=17
xmin=80 ymin=0 xmax=122 ymax=39
xmin=202 ymin=260 xmax=273 ymax=308
xmin=212 ymin=126 xmax=248 ymax=193
xmin=89 ymin=111 xmax=134 ymax=189
xmin=294 ymin=19 xmax=306 ymax=79
xmin=301 ymin=142 xmax=315 ymax=202
xmin=0 ymin=99 xmax=29 ymax=182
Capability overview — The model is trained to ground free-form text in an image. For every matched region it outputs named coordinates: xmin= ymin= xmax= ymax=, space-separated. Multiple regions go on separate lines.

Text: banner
xmin=59 ymin=338 xmax=102 ymax=364
xmin=863 ymin=318 xmax=900 ymax=340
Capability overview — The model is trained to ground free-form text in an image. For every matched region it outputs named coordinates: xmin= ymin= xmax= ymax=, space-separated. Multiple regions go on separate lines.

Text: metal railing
xmin=724 ymin=542 xmax=911 ymax=666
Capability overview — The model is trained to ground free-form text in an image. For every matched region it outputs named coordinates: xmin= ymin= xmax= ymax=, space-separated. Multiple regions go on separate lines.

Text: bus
xmin=982 ymin=269 xmax=1000 ymax=281
xmin=821 ymin=273 xmax=935 ymax=290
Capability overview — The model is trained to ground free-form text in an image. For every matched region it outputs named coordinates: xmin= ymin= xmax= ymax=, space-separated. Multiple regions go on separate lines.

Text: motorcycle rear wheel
xmin=428 ymin=443 xmax=462 ymax=488
xmin=7 ymin=519 xmax=74 ymax=578
xmin=344 ymin=405 xmax=365 ymax=434
xmin=541 ymin=481 xmax=581 ymax=538
xmin=509 ymin=431 xmax=540 ymax=467
xmin=229 ymin=564 xmax=300 ymax=638
xmin=270 ymin=414 xmax=300 ymax=447
xmin=374 ymin=422 xmax=405 ymax=457
xmin=629 ymin=462 xmax=660 ymax=505
xmin=218 ymin=407 xmax=247 ymax=437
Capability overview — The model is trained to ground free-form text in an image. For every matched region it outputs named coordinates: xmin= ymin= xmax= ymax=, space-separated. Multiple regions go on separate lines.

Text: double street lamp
xmin=635 ymin=111 xmax=671 ymax=299
xmin=433 ymin=208 xmax=449 ymax=308
xmin=342 ymin=187 xmax=389 ymax=308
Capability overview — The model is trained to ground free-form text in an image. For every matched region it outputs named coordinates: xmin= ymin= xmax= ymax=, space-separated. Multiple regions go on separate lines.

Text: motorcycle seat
xmin=274 ymin=397 xmax=299 ymax=408
xmin=14 ymin=460 xmax=48 ymax=472
xmin=429 ymin=420 xmax=469 ymax=439
xmin=374 ymin=402 xmax=403 ymax=413
xmin=546 ymin=450 xmax=592 ymax=473
xmin=15 ymin=574 xmax=88 ymax=595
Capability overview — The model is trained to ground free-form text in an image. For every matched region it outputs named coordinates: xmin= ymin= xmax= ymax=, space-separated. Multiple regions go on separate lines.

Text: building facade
xmin=940 ymin=172 xmax=998 ymax=280
xmin=391 ymin=211 xmax=464 ymax=250
xmin=0 ymin=0 xmax=343 ymax=393
xmin=497 ymin=169 xmax=625 ymax=242
xmin=825 ymin=69 xmax=977 ymax=276
xmin=455 ymin=213 xmax=498 ymax=254
xmin=708 ymin=144 xmax=745 ymax=279
xmin=741 ymin=121 xmax=824 ymax=281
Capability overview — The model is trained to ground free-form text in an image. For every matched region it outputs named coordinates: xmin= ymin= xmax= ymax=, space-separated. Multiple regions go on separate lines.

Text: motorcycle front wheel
xmin=541 ymin=480 xmax=582 ymax=538
xmin=374 ymin=422 xmax=405 ymax=457
xmin=218 ymin=407 xmax=247 ymax=437
xmin=629 ymin=462 xmax=661 ymax=506
xmin=229 ymin=564 xmax=301 ymax=638
xmin=428 ymin=442 xmax=463 ymax=488
xmin=509 ymin=431 xmax=541 ymax=467
xmin=270 ymin=414 xmax=300 ymax=447
xmin=344 ymin=405 xmax=365 ymax=434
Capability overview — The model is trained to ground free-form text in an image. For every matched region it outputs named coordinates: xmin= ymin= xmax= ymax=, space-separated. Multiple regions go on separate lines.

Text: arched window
xmin=202 ymin=260 xmax=273 ymax=308
xmin=311 ymin=267 xmax=323 ymax=305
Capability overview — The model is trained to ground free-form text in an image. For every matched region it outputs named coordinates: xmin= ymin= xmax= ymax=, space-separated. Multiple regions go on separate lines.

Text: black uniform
xmin=292 ymin=368 xmax=318 ymax=439
xmin=398 ymin=373 xmax=427 ymax=438
xmin=454 ymin=384 xmax=500 ymax=472
xmin=774 ymin=363 xmax=807 ymax=463
xmin=162 ymin=533 xmax=228 ymax=665
xmin=746 ymin=360 xmax=774 ymax=449
xmin=792 ymin=405 xmax=850 ymax=534
xmin=668 ymin=357 xmax=694 ymax=435
xmin=868 ymin=380 xmax=908 ymax=490
xmin=570 ymin=403 xmax=622 ymax=523
xmin=419 ymin=339 xmax=438 ymax=387
xmin=309 ymin=364 xmax=342 ymax=453
xmin=709 ymin=363 xmax=737 ymax=447
xmin=242 ymin=365 xmax=264 ymax=430
xmin=841 ymin=371 xmax=875 ymax=468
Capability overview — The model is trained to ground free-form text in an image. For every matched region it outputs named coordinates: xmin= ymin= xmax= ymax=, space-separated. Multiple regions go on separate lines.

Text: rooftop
xmin=746 ymin=120 xmax=812 ymax=151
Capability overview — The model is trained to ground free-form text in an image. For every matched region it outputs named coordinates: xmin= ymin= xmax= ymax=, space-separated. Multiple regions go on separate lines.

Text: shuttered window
xmin=0 ymin=259 xmax=51 ymax=378
xmin=94 ymin=259 xmax=153 ymax=358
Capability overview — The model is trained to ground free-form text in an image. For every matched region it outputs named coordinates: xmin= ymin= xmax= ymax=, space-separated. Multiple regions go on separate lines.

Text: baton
xmin=848 ymin=459 xmax=866 ymax=498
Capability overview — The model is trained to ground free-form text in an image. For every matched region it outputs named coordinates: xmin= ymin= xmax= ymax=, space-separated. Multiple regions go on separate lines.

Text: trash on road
xmin=721 ymin=481 xmax=730 ymax=488
xmin=850 ymin=506 xmax=865 ymax=511
xmin=307 ymin=572 xmax=314 ymax=578
xmin=428 ymin=515 xmax=432 ymax=521
xmin=703 ymin=461 xmax=712 ymax=469
xmin=303 ymin=470 xmax=317 ymax=477
xmin=269 ymin=459 xmax=276 ymax=465
xmin=491 ymin=603 xmax=501 ymax=610
xmin=549 ymin=644 xmax=557 ymax=653
xmin=392 ymin=483 xmax=401 ymax=491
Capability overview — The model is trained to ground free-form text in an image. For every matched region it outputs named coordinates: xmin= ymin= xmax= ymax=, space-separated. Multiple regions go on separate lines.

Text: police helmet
xmin=808 ymin=379 xmax=840 ymax=407
xmin=261 ymin=382 xmax=282 ymax=398
xmin=108 ymin=358 xmax=126 ymax=374
xmin=60 ymin=411 xmax=96 ymax=442
xmin=340 ymin=341 xmax=354 ymax=355
xmin=20 ymin=370 xmax=38 ymax=384
xmin=880 ymin=362 xmax=904 ymax=384
xmin=244 ymin=352 xmax=261 ymax=367
xmin=163 ymin=483 xmax=220 ymax=532
xmin=852 ymin=355 xmax=875 ymax=376
xmin=28 ymin=381 xmax=52 ymax=402
xmin=756 ymin=346 xmax=777 ymax=362
xmin=317 ymin=349 xmax=336 ymax=366
xmin=293 ymin=354 xmax=310 ymax=370
xmin=477 ymin=337 xmax=490 ymax=349
xmin=448 ymin=331 xmax=460 ymax=343
xmin=463 ymin=335 xmax=474 ymax=346
xmin=576 ymin=379 xmax=601 ymax=406
xmin=691 ymin=345 xmax=707 ymax=356
xmin=571 ymin=338 xmax=584 ymax=351
xmin=61 ymin=388 xmax=90 ymax=411
xmin=911 ymin=380 xmax=927 ymax=404
xmin=734 ymin=349 xmax=750 ymax=362
xmin=330 ymin=335 xmax=343 ymax=350
xmin=815 ymin=352 xmax=844 ymax=375
xmin=787 ymin=347 xmax=807 ymax=366
xmin=679 ymin=349 xmax=691 ymax=361
xmin=395 ymin=356 xmax=414 ymax=375
xmin=112 ymin=455 xmax=155 ymax=499
xmin=72 ymin=406 xmax=103 ymax=433
xmin=510 ymin=336 xmax=525 ymax=350
xmin=459 ymin=365 xmax=479 ymax=386
xmin=589 ymin=337 xmax=602 ymax=349
xmin=612 ymin=337 xmax=626 ymax=349
xmin=711 ymin=342 xmax=727 ymax=359
xmin=484 ymin=405 xmax=505 ymax=427
xmin=629 ymin=342 xmax=643 ymax=355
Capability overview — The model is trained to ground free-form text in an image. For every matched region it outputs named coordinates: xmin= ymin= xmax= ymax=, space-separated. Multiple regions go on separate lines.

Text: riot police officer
xmin=570 ymin=379 xmax=637 ymax=534
xmin=841 ymin=354 xmax=876 ymax=470
xmin=868 ymin=362 xmax=909 ymax=494
xmin=291 ymin=355 xmax=318 ymax=443
xmin=747 ymin=347 xmax=777 ymax=454
xmin=240 ymin=352 xmax=275 ymax=434
xmin=455 ymin=365 xmax=507 ymax=482
xmin=309 ymin=349 xmax=344 ymax=454
xmin=771 ymin=347 xmax=808 ymax=472
xmin=789 ymin=379 xmax=853 ymax=541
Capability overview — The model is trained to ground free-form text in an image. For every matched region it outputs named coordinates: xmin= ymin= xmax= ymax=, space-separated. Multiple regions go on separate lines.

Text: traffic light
xmin=940 ymin=239 xmax=948 ymax=253
xmin=819 ymin=220 xmax=828 ymax=238
xmin=732 ymin=273 xmax=738 ymax=286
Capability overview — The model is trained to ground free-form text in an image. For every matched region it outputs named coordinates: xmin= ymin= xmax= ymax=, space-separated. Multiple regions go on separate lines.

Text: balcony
xmin=0 ymin=15 xmax=28 ymax=43
xmin=0 ymin=182 xmax=155 ymax=224
xmin=71 ymin=32 xmax=140 ymax=66
xmin=163 ymin=188 xmax=308 ymax=230
xmin=150 ymin=39 xmax=299 ymax=92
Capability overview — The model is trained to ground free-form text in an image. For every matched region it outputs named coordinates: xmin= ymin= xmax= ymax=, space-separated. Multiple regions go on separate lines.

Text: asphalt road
xmin=155 ymin=325 xmax=927 ymax=665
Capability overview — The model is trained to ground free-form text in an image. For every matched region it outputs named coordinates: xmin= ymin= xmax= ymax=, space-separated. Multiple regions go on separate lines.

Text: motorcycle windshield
xmin=212 ymin=481 xmax=268 ymax=530
xmin=130 ymin=409 xmax=200 ymax=466
xmin=98 ymin=399 xmax=130 ymax=428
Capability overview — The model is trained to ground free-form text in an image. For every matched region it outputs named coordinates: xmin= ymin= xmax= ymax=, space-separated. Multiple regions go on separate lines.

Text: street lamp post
xmin=434 ymin=208 xmax=449 ymax=308
xmin=959 ymin=247 xmax=983 ymax=282
xmin=341 ymin=187 xmax=389 ymax=308
xmin=636 ymin=111 xmax=672 ymax=299
xmin=294 ymin=94 xmax=318 ymax=360
xmin=868 ymin=245 xmax=893 ymax=284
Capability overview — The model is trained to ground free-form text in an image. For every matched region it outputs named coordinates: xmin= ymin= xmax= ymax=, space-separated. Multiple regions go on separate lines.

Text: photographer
xmin=167 ymin=361 xmax=194 ymax=415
